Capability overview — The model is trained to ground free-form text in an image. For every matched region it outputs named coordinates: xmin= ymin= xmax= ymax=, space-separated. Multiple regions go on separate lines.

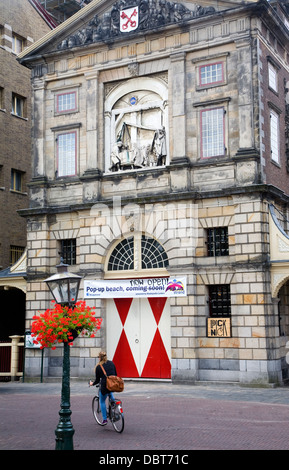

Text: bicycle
xmin=91 ymin=384 xmax=124 ymax=433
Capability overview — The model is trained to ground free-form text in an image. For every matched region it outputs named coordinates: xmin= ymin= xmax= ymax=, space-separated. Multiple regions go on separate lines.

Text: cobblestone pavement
xmin=1 ymin=380 xmax=289 ymax=452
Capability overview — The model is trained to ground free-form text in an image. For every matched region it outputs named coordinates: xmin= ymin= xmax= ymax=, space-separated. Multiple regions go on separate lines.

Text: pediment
xmin=57 ymin=0 xmax=216 ymax=49
xmin=18 ymin=0 xmax=262 ymax=64
xmin=18 ymin=0 xmax=251 ymax=61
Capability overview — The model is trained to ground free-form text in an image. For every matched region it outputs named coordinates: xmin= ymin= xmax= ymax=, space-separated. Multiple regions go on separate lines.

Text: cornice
xmin=17 ymin=183 xmax=289 ymax=219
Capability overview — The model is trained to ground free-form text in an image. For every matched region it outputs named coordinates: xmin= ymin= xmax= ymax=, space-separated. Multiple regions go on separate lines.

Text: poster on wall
xmin=207 ymin=317 xmax=231 ymax=338
xmin=84 ymin=277 xmax=187 ymax=298
xmin=25 ymin=331 xmax=41 ymax=348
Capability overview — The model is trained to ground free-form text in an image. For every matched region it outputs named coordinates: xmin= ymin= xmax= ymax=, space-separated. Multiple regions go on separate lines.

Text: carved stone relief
xmin=104 ymin=76 xmax=168 ymax=172
xmin=110 ymin=123 xmax=167 ymax=171
xmin=58 ymin=0 xmax=215 ymax=49
xmin=109 ymin=90 xmax=167 ymax=171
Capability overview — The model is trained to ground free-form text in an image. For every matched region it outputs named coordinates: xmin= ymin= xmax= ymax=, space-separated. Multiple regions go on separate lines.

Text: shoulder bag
xmin=100 ymin=364 xmax=124 ymax=392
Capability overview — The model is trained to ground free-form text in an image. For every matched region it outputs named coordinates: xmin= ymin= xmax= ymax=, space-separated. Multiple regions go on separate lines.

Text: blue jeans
xmin=99 ymin=390 xmax=115 ymax=420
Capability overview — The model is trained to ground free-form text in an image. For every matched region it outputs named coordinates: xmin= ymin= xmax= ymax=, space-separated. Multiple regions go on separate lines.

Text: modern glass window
xmin=270 ymin=109 xmax=280 ymax=164
xmin=60 ymin=239 xmax=76 ymax=265
xmin=201 ymin=107 xmax=225 ymax=158
xmin=207 ymin=227 xmax=229 ymax=257
xmin=200 ymin=62 xmax=223 ymax=86
xmin=11 ymin=169 xmax=23 ymax=192
xmin=12 ymin=93 xmax=25 ymax=118
xmin=268 ymin=63 xmax=278 ymax=92
xmin=57 ymin=131 xmax=77 ymax=177
xmin=56 ymin=91 xmax=77 ymax=114
xmin=208 ymin=285 xmax=231 ymax=317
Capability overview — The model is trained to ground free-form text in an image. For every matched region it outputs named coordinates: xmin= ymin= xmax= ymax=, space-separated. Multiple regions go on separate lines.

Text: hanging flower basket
xmin=68 ymin=329 xmax=80 ymax=341
xmin=31 ymin=300 xmax=102 ymax=349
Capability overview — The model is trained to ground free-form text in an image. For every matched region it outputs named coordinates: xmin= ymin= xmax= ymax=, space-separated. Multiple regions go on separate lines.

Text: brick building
xmin=0 ymin=0 xmax=56 ymax=270
xmin=0 ymin=1 xmax=56 ymax=343
xmin=17 ymin=0 xmax=289 ymax=384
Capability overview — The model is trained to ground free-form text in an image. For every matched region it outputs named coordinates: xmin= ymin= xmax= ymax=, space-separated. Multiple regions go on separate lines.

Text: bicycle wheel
xmin=92 ymin=396 xmax=103 ymax=425
xmin=110 ymin=402 xmax=124 ymax=433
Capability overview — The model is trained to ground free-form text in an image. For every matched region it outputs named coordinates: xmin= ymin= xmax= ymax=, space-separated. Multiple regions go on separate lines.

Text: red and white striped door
xmin=107 ymin=297 xmax=171 ymax=379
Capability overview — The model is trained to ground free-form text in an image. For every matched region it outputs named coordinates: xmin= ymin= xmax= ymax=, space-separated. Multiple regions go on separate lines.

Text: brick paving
xmin=1 ymin=381 xmax=289 ymax=451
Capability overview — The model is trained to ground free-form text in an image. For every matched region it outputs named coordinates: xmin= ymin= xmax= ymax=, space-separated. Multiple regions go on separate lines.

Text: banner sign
xmin=84 ymin=277 xmax=187 ymax=299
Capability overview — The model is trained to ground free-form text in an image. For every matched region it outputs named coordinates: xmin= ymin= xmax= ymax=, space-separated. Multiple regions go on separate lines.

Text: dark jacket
xmin=92 ymin=360 xmax=117 ymax=395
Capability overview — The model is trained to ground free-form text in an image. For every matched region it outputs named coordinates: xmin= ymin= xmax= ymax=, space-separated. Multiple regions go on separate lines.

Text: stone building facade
xmin=18 ymin=0 xmax=289 ymax=384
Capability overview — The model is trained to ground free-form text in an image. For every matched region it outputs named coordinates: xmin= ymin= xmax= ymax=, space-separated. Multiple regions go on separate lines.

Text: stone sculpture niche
xmin=107 ymin=84 xmax=168 ymax=172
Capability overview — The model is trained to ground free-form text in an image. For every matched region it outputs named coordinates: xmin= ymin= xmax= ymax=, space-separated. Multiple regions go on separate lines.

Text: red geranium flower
xmin=31 ymin=300 xmax=102 ymax=349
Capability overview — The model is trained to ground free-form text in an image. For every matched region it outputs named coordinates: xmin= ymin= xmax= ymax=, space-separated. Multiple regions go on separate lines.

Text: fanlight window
xmin=107 ymin=235 xmax=168 ymax=271
xmin=108 ymin=237 xmax=134 ymax=271
xmin=141 ymin=236 xmax=168 ymax=269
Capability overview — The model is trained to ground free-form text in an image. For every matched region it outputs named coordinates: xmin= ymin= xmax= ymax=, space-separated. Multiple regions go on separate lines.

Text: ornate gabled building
xmin=17 ymin=0 xmax=289 ymax=384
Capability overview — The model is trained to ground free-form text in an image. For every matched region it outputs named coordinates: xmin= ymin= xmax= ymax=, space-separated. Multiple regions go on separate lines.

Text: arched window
xmin=107 ymin=236 xmax=134 ymax=271
xmin=107 ymin=235 xmax=168 ymax=272
xmin=141 ymin=236 xmax=168 ymax=269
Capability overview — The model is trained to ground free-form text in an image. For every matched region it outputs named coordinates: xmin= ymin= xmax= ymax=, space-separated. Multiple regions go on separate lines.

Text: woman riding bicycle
xmin=89 ymin=351 xmax=117 ymax=425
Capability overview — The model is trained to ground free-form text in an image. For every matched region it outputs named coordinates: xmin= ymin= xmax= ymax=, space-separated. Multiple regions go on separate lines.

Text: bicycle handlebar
xmin=88 ymin=380 xmax=99 ymax=387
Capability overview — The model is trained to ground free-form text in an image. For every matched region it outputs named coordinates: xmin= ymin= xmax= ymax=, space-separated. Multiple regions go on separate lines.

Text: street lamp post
xmin=45 ymin=259 xmax=82 ymax=450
